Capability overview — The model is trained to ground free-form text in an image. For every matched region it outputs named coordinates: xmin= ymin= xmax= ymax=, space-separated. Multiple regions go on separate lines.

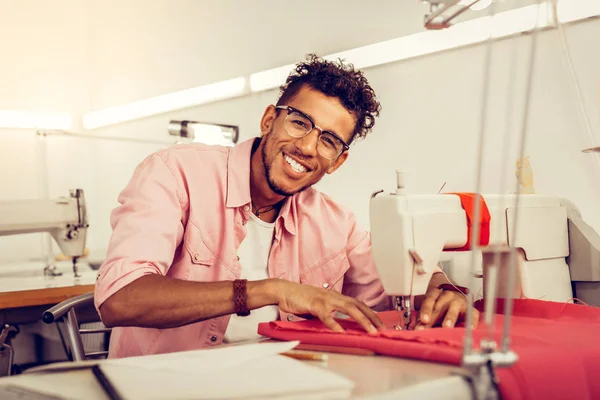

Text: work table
xmin=0 ymin=341 xmax=474 ymax=399
xmin=0 ymin=260 xmax=97 ymax=325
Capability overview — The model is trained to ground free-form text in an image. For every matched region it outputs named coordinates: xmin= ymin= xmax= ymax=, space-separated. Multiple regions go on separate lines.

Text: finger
xmin=416 ymin=303 xmax=449 ymax=329
xmin=342 ymin=305 xmax=378 ymax=334
xmin=426 ymin=291 xmax=455 ymax=328
xmin=354 ymin=301 xmax=385 ymax=331
xmin=441 ymin=300 xmax=463 ymax=328
xmin=320 ymin=315 xmax=345 ymax=333
xmin=418 ymin=288 xmax=442 ymax=326
xmin=432 ymin=291 xmax=457 ymax=324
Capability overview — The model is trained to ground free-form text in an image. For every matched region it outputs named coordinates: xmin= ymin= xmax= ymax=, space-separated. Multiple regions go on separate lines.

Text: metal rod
xmin=487 ymin=27 xmax=520 ymax=347
xmin=501 ymin=0 xmax=543 ymax=353
xmin=34 ymin=133 xmax=54 ymax=269
xmin=56 ymin=322 xmax=72 ymax=360
xmin=483 ymin=263 xmax=497 ymax=326
xmin=65 ymin=308 xmax=86 ymax=361
xmin=85 ymin=351 xmax=109 ymax=358
xmin=463 ymin=1 xmax=496 ymax=359
xmin=80 ymin=328 xmax=112 ymax=334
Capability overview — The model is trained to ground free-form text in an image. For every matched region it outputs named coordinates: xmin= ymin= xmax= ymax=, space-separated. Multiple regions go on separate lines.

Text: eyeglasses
xmin=275 ymin=105 xmax=350 ymax=160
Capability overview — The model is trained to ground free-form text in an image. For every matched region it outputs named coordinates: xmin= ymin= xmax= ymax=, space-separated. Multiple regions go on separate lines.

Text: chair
xmin=42 ymin=292 xmax=111 ymax=361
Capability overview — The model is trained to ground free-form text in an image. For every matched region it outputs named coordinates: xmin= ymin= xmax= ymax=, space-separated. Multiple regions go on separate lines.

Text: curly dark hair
xmin=276 ymin=54 xmax=381 ymax=144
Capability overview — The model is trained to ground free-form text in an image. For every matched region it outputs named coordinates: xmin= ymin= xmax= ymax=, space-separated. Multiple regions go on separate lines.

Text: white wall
xmin=84 ymin=0 xmax=427 ymax=110
xmin=90 ymin=17 xmax=600 ymax=233
xmin=0 ymin=0 xmax=89 ymax=262
xmin=319 ymin=18 xmax=600 ymax=231
xmin=1 ymin=1 xmax=599 ymax=265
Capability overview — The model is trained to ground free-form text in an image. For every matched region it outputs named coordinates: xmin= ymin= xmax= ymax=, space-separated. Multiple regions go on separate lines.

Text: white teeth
xmin=284 ymin=154 xmax=307 ymax=173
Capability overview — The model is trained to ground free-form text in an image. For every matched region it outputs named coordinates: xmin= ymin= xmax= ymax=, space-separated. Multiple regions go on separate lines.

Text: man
xmin=95 ymin=54 xmax=478 ymax=358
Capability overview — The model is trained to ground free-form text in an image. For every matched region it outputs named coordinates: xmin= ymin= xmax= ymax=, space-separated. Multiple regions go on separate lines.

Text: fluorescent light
xmin=0 ymin=110 xmax=72 ymax=130
xmin=191 ymin=124 xmax=235 ymax=147
xmin=557 ymin=0 xmax=600 ymax=23
xmin=168 ymin=120 xmax=238 ymax=147
xmin=251 ymin=4 xmax=552 ymax=93
xmin=249 ymin=64 xmax=295 ymax=93
xmin=83 ymin=77 xmax=247 ymax=130
xmin=326 ymin=4 xmax=550 ymax=69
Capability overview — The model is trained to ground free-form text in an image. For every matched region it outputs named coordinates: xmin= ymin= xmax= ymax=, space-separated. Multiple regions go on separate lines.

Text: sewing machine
xmin=0 ymin=189 xmax=89 ymax=278
xmin=370 ymin=171 xmax=600 ymax=330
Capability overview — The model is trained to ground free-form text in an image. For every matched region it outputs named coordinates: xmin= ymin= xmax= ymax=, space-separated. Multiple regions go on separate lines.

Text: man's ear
xmin=260 ymin=105 xmax=277 ymax=136
xmin=327 ymin=151 xmax=349 ymax=174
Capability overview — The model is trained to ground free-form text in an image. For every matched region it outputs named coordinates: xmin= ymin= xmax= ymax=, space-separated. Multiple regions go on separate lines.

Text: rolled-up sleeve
xmin=94 ymin=152 xmax=186 ymax=312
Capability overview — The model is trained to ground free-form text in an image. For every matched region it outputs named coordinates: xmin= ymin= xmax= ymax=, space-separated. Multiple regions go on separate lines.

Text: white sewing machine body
xmin=0 ymin=189 xmax=89 ymax=263
xmin=370 ymin=185 xmax=600 ymax=307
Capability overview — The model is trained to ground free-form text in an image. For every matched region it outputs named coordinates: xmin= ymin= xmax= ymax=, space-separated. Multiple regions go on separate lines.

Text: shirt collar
xmin=225 ymin=137 xmax=256 ymax=209
xmin=226 ymin=136 xmax=297 ymax=236
xmin=278 ymin=197 xmax=297 ymax=236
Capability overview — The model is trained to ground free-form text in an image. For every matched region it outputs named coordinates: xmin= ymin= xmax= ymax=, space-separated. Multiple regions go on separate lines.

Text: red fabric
xmin=258 ymin=299 xmax=600 ymax=400
xmin=445 ymin=192 xmax=491 ymax=250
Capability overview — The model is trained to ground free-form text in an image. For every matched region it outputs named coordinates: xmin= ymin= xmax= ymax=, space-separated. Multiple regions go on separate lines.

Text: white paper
xmin=6 ymin=341 xmax=355 ymax=399
xmin=98 ymin=341 xmax=354 ymax=399
xmin=105 ymin=340 xmax=299 ymax=375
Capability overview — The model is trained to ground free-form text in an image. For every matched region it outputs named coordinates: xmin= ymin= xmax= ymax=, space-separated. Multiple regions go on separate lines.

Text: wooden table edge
xmin=0 ymin=284 xmax=96 ymax=310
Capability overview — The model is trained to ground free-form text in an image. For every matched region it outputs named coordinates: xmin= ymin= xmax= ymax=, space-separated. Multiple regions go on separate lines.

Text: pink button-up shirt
xmin=95 ymin=137 xmax=390 ymax=358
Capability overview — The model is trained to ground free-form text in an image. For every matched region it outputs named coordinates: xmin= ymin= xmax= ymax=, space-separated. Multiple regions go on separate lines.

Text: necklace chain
xmin=252 ymin=200 xmax=283 ymax=217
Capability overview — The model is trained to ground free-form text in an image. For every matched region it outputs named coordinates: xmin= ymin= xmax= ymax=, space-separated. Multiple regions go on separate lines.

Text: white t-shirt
xmin=223 ymin=213 xmax=280 ymax=343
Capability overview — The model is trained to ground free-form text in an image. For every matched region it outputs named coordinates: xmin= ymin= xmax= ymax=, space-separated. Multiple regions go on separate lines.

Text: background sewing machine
xmin=0 ymin=189 xmax=95 ymax=376
xmin=370 ymin=171 xmax=600 ymax=329
xmin=0 ymin=189 xmax=89 ymax=278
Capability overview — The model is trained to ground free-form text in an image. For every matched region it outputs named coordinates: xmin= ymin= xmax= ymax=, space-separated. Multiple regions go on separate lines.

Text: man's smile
xmin=282 ymin=152 xmax=311 ymax=174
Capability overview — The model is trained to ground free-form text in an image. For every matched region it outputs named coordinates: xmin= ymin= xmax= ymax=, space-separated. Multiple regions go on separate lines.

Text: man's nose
xmin=294 ymin=127 xmax=320 ymax=157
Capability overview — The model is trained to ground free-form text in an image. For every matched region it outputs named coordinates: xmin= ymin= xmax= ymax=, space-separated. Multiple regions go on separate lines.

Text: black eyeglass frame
xmin=275 ymin=105 xmax=350 ymax=159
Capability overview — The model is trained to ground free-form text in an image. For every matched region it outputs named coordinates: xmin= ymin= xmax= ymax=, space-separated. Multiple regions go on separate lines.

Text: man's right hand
xmin=274 ymin=280 xmax=384 ymax=334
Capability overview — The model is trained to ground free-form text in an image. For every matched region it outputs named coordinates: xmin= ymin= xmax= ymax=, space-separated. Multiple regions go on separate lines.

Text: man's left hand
xmin=414 ymin=286 xmax=479 ymax=330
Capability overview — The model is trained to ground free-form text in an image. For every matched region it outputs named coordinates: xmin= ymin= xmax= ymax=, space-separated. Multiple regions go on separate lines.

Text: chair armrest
xmin=42 ymin=292 xmax=95 ymax=324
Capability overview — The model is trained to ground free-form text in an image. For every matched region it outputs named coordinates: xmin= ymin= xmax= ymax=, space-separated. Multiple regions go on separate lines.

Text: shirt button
xmin=193 ymin=254 xmax=200 ymax=262
xmin=243 ymin=205 xmax=250 ymax=212
xmin=287 ymin=315 xmax=294 ymax=322
xmin=322 ymin=283 xmax=329 ymax=289
xmin=210 ymin=336 xmax=218 ymax=343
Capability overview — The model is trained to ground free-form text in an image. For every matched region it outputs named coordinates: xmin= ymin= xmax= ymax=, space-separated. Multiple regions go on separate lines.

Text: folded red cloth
xmin=258 ymin=299 xmax=600 ymax=400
